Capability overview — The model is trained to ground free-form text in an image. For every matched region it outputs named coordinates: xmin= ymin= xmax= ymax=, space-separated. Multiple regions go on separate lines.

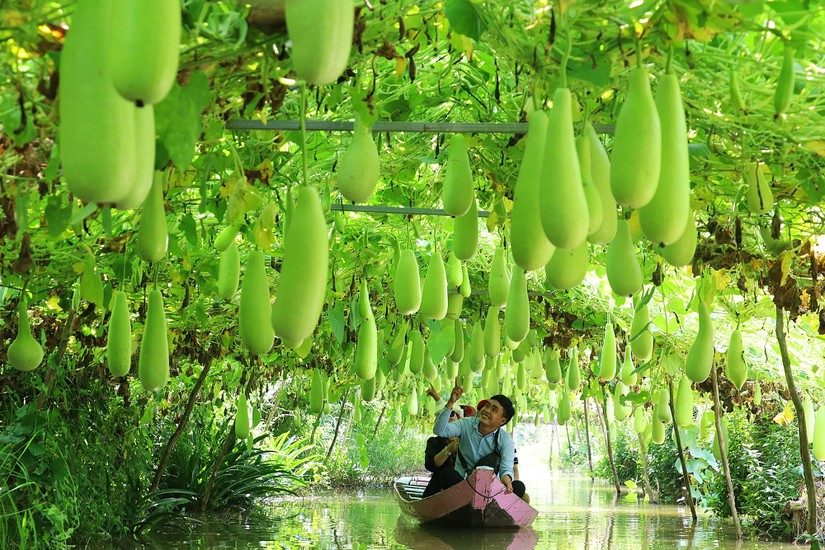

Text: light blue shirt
xmin=432 ymin=405 xmax=515 ymax=482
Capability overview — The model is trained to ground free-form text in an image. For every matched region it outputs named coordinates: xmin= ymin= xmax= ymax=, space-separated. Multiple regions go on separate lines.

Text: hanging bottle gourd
xmin=240 ymin=249 xmax=274 ymax=356
xmin=441 ymin=134 xmax=475 ymax=217
xmin=107 ymin=290 xmax=132 ymax=377
xmin=336 ymin=114 xmax=380 ymax=203
xmin=420 ymin=252 xmax=448 ymax=320
xmin=138 ymin=289 xmax=169 ymax=391
xmin=726 ymin=328 xmax=748 ymax=391
xmin=8 ymin=298 xmax=44 ymax=372
xmin=284 ymin=0 xmax=354 ymax=86
xmin=235 ymin=392 xmax=250 ymax=439
xmin=354 ymin=279 xmax=377 ymax=380
xmin=685 ymin=301 xmax=714 ymax=383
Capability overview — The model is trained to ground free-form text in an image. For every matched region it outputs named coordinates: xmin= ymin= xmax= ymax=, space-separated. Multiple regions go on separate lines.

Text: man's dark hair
xmin=490 ymin=394 xmax=515 ymax=423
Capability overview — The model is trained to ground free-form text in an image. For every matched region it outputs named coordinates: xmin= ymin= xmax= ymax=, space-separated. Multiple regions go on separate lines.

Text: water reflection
xmin=124 ymin=475 xmax=798 ymax=549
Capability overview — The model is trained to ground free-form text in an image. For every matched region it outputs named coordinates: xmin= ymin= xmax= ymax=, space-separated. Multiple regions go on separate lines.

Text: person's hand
xmin=426 ymin=386 xmax=440 ymax=401
xmin=503 ymin=477 xmax=514 ymax=494
xmin=446 ymin=378 xmax=463 ymax=407
xmin=445 ymin=439 xmax=459 ymax=454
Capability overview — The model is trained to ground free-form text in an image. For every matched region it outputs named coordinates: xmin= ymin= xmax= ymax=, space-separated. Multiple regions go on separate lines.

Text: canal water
xmin=131 ymin=443 xmax=799 ymax=549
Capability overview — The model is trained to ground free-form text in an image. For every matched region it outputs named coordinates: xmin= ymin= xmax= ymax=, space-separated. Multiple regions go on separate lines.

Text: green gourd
xmin=726 ymin=329 xmax=748 ymax=391
xmin=651 ymin=416 xmax=666 ymax=445
xmin=393 ymin=249 xmax=421 ymax=315
xmin=446 ymin=253 xmax=463 ymax=288
xmin=674 ymin=377 xmax=694 ymax=428
xmin=753 ymin=379 xmax=762 ymax=405
xmin=8 ymin=300 xmax=44 ymax=372
xmin=214 ymin=221 xmax=243 ymax=252
xmin=375 ymin=364 xmax=387 ymax=393
xmin=639 ymin=72 xmax=690 ymax=247
xmin=406 ymin=386 xmax=419 ymax=416
xmin=441 ymin=134 xmax=475 ymax=217
xmin=744 ymin=162 xmax=773 ymax=215
xmin=387 ymin=321 xmax=408 ymax=366
xmin=488 ymin=245 xmax=510 ymax=307
xmin=656 ymin=388 xmax=672 ymax=423
xmin=239 ymin=250 xmax=274 ymax=356
xmin=115 ymin=105 xmax=156 ymax=210
xmin=585 ymin=122 xmax=618 ymax=244
xmin=336 ymin=116 xmax=380 ymax=203
xmin=446 ymin=292 xmax=463 ymax=320
xmin=803 ymin=393 xmax=815 ymax=443
xmin=576 ymin=135 xmax=604 ymax=236
xmin=483 ymin=306 xmax=501 ymax=359
xmin=630 ymin=300 xmax=654 ymax=361
xmin=606 ymin=220 xmax=643 ymax=297
xmin=774 ymin=44 xmax=795 ymax=117
xmin=815 ymin=407 xmax=825 ymax=461
xmin=505 ymin=266 xmax=529 ymax=344
xmin=271 ymin=186 xmax=329 ymax=343
xmin=423 ymin=350 xmax=438 ymax=382
xmin=217 ymin=242 xmax=241 ymax=300
xmin=566 ymin=347 xmax=580 ymax=391
xmin=354 ymin=279 xmax=377 ymax=380
xmin=685 ymin=302 xmax=714 ymax=383
xmin=408 ymin=329 xmax=424 ymax=374
xmin=544 ymin=240 xmax=589 ymax=290
xmin=460 ymin=263 xmax=472 ymax=297
xmin=613 ymin=382 xmax=630 ymax=422
xmin=633 ymin=407 xmax=648 ymax=434
xmin=138 ymin=289 xmax=169 ymax=391
xmin=511 ymin=110 xmax=554 ymax=271
xmin=420 ymin=252 xmax=448 ymax=320
xmin=107 ymin=290 xmax=132 ymax=377
xmin=137 ymin=171 xmax=168 ymax=263
xmin=470 ymin=321 xmax=485 ymax=368
xmin=235 ymin=392 xmax=250 ymax=439
xmin=452 ymin=197 xmax=478 ymax=261
xmin=451 ymin=321 xmax=465 ymax=363
xmin=658 ymin=211 xmax=697 ymax=267
xmin=621 ymin=351 xmax=637 ymax=386
xmin=539 ymin=88 xmax=589 ymax=249
xmin=284 ymin=0 xmax=353 ymax=86
xmin=59 ymin=0 xmax=137 ymax=205
xmin=361 ymin=375 xmax=376 ymax=402
xmin=310 ymin=369 xmax=324 ymax=414
xmin=546 ymin=349 xmax=562 ymax=384
xmin=610 ymin=66 xmax=662 ymax=208
xmin=600 ymin=322 xmax=617 ymax=381
xmin=110 ymin=0 xmax=179 ymax=106
xmin=557 ymin=391 xmax=571 ymax=425
xmin=516 ymin=363 xmax=527 ymax=391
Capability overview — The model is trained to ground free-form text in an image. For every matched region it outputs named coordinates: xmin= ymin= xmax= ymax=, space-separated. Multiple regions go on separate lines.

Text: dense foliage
xmin=5 ymin=0 xmax=825 ymax=545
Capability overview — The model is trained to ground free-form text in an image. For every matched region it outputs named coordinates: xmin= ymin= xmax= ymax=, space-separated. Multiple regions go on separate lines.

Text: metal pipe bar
xmin=226 ymin=119 xmax=615 ymax=135
xmin=330 ymin=203 xmax=492 ymax=218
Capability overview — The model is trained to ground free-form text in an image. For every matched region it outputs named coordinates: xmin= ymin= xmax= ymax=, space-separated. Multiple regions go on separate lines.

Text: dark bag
xmin=457 ymin=429 xmax=501 ymax=474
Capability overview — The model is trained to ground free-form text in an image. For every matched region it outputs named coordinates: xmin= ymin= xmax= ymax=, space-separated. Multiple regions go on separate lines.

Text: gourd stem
xmin=300 ymin=83 xmax=309 ymax=188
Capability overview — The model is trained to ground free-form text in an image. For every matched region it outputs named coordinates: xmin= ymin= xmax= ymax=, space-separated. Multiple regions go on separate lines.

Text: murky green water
xmin=127 ymin=471 xmax=798 ymax=549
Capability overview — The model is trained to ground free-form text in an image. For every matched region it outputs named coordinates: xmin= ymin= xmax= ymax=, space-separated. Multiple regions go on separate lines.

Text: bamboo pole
xmin=776 ymin=306 xmax=819 ymax=549
xmin=598 ymin=386 xmax=622 ymax=495
xmin=372 ymin=404 xmax=387 ymax=439
xmin=668 ymin=379 xmax=698 ymax=522
xmin=325 ymin=388 xmax=350 ymax=461
xmin=225 ymin=119 xmax=615 ymax=135
xmin=151 ymin=359 xmax=213 ymax=491
xmin=582 ymin=397 xmax=595 ymax=479
xmin=636 ymin=432 xmax=655 ymax=503
xmin=710 ymin=361 xmax=742 ymax=539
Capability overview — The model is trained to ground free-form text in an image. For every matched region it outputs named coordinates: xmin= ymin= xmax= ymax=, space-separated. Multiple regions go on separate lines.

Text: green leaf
xmin=179 ymin=213 xmax=199 ymax=246
xmin=567 ymin=58 xmax=612 ymax=88
xmin=426 ymin=320 xmax=455 ymax=365
xmin=624 ymin=479 xmax=637 ymax=489
xmin=445 ymin=0 xmax=487 ymax=41
xmin=155 ymin=70 xmax=211 ymax=169
xmin=329 ymin=302 xmax=346 ymax=344
xmin=44 ymin=195 xmax=72 ymax=238
xmin=68 ymin=202 xmax=98 ymax=226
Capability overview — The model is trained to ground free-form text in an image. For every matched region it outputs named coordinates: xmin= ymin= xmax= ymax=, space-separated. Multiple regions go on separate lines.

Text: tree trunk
xmin=326 ymin=389 xmax=350 ymax=461
xmin=710 ymin=361 xmax=742 ymax=539
xmin=668 ymin=379 xmax=697 ymax=522
xmin=582 ymin=397 xmax=595 ymax=479
xmin=776 ymin=306 xmax=820 ymax=549
xmin=151 ymin=359 xmax=213 ymax=492
xmin=636 ymin=432 xmax=655 ymax=503
xmin=565 ymin=422 xmax=573 ymax=456
xmin=372 ymin=404 xmax=387 ymax=439
xmin=309 ymin=406 xmax=324 ymax=445
xmin=598 ymin=386 xmax=622 ymax=495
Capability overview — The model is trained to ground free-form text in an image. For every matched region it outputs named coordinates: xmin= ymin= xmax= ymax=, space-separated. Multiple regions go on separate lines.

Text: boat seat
xmin=396 ymin=477 xmax=430 ymax=501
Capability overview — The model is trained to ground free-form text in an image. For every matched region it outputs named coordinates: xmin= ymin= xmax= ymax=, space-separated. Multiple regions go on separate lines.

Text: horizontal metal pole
xmin=226 ymin=119 xmax=615 ymax=135
xmin=330 ymin=203 xmax=492 ymax=218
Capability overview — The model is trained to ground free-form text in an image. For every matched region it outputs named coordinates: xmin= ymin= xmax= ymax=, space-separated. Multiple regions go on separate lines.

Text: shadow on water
xmin=120 ymin=475 xmax=800 ymax=549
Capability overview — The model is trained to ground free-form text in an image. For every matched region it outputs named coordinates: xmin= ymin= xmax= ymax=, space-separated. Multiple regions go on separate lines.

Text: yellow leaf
xmin=711 ymin=269 xmax=730 ymax=291
xmin=46 ymin=295 xmax=62 ymax=311
xmin=773 ymin=402 xmax=795 ymax=425
xmin=72 ymin=261 xmax=87 ymax=274
xmin=394 ymin=56 xmax=407 ymax=77
xmin=486 ymin=211 xmax=499 ymax=232
xmin=778 ymin=250 xmax=793 ymax=286
xmin=627 ymin=210 xmax=643 ymax=240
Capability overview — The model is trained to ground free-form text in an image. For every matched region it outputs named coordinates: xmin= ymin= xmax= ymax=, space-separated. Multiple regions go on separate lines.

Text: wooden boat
xmin=394 ymin=467 xmax=538 ymax=528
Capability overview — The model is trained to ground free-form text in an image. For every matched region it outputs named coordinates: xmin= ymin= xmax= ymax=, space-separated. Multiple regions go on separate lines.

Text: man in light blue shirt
xmin=429 ymin=379 xmax=526 ymax=499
